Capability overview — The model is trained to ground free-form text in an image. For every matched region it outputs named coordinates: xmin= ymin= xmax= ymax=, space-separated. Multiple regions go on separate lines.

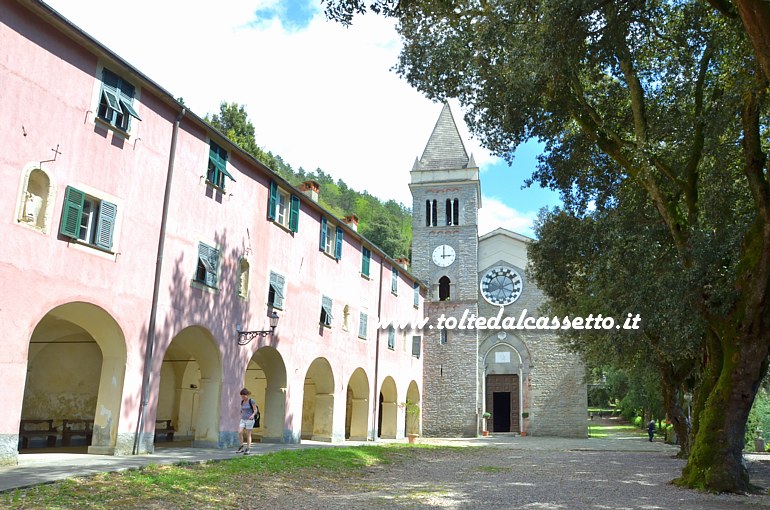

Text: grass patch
xmin=588 ymin=423 xmax=646 ymax=439
xmin=478 ymin=466 xmax=511 ymax=473
xmin=0 ymin=445 xmax=403 ymax=509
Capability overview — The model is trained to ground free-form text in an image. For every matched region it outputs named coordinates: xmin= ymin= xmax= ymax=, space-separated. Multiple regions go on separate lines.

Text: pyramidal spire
xmin=415 ymin=103 xmax=470 ymax=171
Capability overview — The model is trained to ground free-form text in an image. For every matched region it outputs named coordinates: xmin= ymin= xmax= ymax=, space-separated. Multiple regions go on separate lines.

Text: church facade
xmin=410 ymin=105 xmax=587 ymax=437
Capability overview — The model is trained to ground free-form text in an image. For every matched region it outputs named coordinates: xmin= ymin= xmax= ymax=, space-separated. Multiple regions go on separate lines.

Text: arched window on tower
xmin=453 ymin=199 xmax=459 ymax=226
xmin=438 ymin=276 xmax=451 ymax=301
xmin=425 ymin=200 xmax=431 ymax=227
xmin=432 ymin=199 xmax=438 ymax=226
xmin=445 ymin=199 xmax=452 ymax=226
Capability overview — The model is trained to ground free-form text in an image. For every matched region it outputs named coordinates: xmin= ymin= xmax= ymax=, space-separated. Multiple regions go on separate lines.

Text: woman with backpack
xmin=237 ymin=388 xmax=259 ymax=454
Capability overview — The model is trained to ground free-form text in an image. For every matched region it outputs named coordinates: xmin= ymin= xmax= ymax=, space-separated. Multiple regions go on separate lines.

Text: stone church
xmin=410 ymin=104 xmax=587 ymax=437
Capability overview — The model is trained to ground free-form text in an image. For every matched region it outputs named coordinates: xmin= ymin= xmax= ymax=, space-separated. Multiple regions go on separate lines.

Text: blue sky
xmin=46 ymin=0 xmax=562 ymax=237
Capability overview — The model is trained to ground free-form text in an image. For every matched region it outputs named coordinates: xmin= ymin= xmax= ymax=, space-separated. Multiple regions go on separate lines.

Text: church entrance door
xmin=486 ymin=374 xmax=520 ymax=432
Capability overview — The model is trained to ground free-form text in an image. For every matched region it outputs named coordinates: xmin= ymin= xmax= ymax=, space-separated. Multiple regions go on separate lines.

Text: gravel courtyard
xmin=256 ymin=439 xmax=770 ymax=509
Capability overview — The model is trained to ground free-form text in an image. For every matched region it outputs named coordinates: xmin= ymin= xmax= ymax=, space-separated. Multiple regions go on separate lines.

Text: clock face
xmin=432 ymin=245 xmax=456 ymax=267
xmin=480 ymin=266 xmax=523 ymax=306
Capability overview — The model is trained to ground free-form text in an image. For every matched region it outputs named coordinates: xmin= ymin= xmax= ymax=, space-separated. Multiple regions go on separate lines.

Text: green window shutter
xmin=60 ymin=186 xmax=85 ymax=238
xmin=391 ymin=266 xmax=399 ymax=293
xmin=270 ymin=271 xmax=285 ymax=309
xmin=289 ymin=195 xmax=300 ymax=232
xmin=412 ymin=336 xmax=421 ymax=358
xmin=388 ymin=327 xmax=395 ymax=349
xmin=268 ymin=181 xmax=278 ymax=220
xmin=319 ymin=217 xmax=327 ymax=251
xmin=335 ymin=227 xmax=344 ymax=260
xmin=361 ymin=247 xmax=371 ymax=277
xmin=101 ymin=88 xmax=122 ymax=114
xmin=413 ymin=282 xmax=419 ymax=307
xmin=120 ymin=99 xmax=141 ymax=120
xmin=94 ymin=201 xmax=117 ymax=250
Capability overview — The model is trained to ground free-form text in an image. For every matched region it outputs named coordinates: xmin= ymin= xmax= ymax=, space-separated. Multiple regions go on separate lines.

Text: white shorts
xmin=240 ymin=419 xmax=255 ymax=430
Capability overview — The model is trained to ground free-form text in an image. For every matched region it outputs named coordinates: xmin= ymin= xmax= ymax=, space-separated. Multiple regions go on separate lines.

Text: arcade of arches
xmin=17 ymin=301 xmax=421 ymax=455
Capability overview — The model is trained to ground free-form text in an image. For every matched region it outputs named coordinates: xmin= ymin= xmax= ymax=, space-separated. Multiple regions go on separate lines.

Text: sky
xmin=45 ymin=0 xmax=562 ymax=237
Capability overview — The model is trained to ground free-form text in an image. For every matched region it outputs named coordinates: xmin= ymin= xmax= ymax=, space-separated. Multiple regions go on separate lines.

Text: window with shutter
xmin=387 ymin=326 xmax=395 ymax=350
xmin=413 ymin=282 xmax=420 ymax=307
xmin=195 ymin=242 xmax=219 ymax=288
xmin=59 ymin=186 xmax=118 ymax=252
xmin=268 ymin=271 xmax=286 ymax=309
xmin=97 ymin=68 xmax=140 ymax=132
xmin=320 ymin=296 xmax=333 ymax=327
xmin=391 ymin=266 xmax=399 ymax=294
xmin=207 ymin=141 xmax=235 ymax=190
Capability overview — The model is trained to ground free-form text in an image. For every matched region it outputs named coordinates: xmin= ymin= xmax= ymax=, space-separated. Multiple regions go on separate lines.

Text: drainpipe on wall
xmin=133 ymin=107 xmax=186 ymax=455
xmin=370 ymin=255 xmax=385 ymax=441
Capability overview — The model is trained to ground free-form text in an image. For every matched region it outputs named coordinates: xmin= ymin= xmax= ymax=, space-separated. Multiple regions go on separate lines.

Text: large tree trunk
xmin=677 ymin=325 xmax=770 ymax=492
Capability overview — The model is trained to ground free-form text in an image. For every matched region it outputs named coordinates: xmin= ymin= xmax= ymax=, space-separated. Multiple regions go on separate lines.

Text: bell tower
xmin=410 ymin=103 xmax=481 ymax=436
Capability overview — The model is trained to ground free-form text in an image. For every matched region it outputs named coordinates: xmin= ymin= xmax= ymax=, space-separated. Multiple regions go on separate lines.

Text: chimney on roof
xmin=395 ymin=257 xmax=409 ymax=271
xmin=299 ymin=180 xmax=320 ymax=202
xmin=343 ymin=214 xmax=359 ymax=232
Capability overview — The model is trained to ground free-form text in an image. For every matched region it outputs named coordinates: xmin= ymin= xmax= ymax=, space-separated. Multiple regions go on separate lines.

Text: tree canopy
xmin=324 ymin=0 xmax=770 ymax=493
xmin=206 ymin=102 xmax=412 ymax=259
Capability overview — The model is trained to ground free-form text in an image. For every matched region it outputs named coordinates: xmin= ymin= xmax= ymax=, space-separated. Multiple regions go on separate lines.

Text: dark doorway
xmin=493 ymin=392 xmax=511 ymax=432
xmin=486 ymin=374 xmax=520 ymax=432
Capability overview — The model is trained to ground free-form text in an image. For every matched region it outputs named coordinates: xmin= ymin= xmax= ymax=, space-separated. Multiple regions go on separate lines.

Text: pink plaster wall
xmin=0 ymin=0 xmax=423 ymax=450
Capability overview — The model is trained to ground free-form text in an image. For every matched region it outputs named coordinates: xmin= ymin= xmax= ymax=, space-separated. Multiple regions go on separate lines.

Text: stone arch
xmin=301 ymin=357 xmax=335 ymax=441
xmin=16 ymin=165 xmax=55 ymax=232
xmin=243 ymin=346 xmax=288 ymax=442
xmin=22 ymin=301 xmax=127 ymax=454
xmin=480 ymin=332 xmax=532 ymax=434
xmin=156 ymin=326 xmax=222 ymax=447
xmin=404 ymin=381 xmax=421 ymax=436
xmin=378 ymin=376 xmax=398 ymax=439
xmin=345 ymin=368 xmax=369 ymax=440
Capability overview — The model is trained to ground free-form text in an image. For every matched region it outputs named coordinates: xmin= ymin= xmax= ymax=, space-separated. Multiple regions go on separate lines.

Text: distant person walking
xmin=237 ymin=388 xmax=259 ymax=455
xmin=647 ymin=419 xmax=655 ymax=442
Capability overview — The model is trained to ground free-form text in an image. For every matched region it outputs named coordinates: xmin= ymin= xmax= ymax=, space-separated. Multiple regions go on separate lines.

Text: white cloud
xmin=478 ymin=196 xmax=538 ymax=238
xmin=46 ymin=0 xmax=495 ymax=206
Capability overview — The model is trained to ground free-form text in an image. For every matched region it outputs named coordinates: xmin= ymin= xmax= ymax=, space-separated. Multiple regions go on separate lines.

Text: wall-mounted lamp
xmin=236 ymin=311 xmax=279 ymax=345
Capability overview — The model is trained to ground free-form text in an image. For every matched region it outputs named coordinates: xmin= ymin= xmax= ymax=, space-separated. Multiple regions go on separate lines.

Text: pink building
xmin=0 ymin=0 xmax=424 ymax=465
